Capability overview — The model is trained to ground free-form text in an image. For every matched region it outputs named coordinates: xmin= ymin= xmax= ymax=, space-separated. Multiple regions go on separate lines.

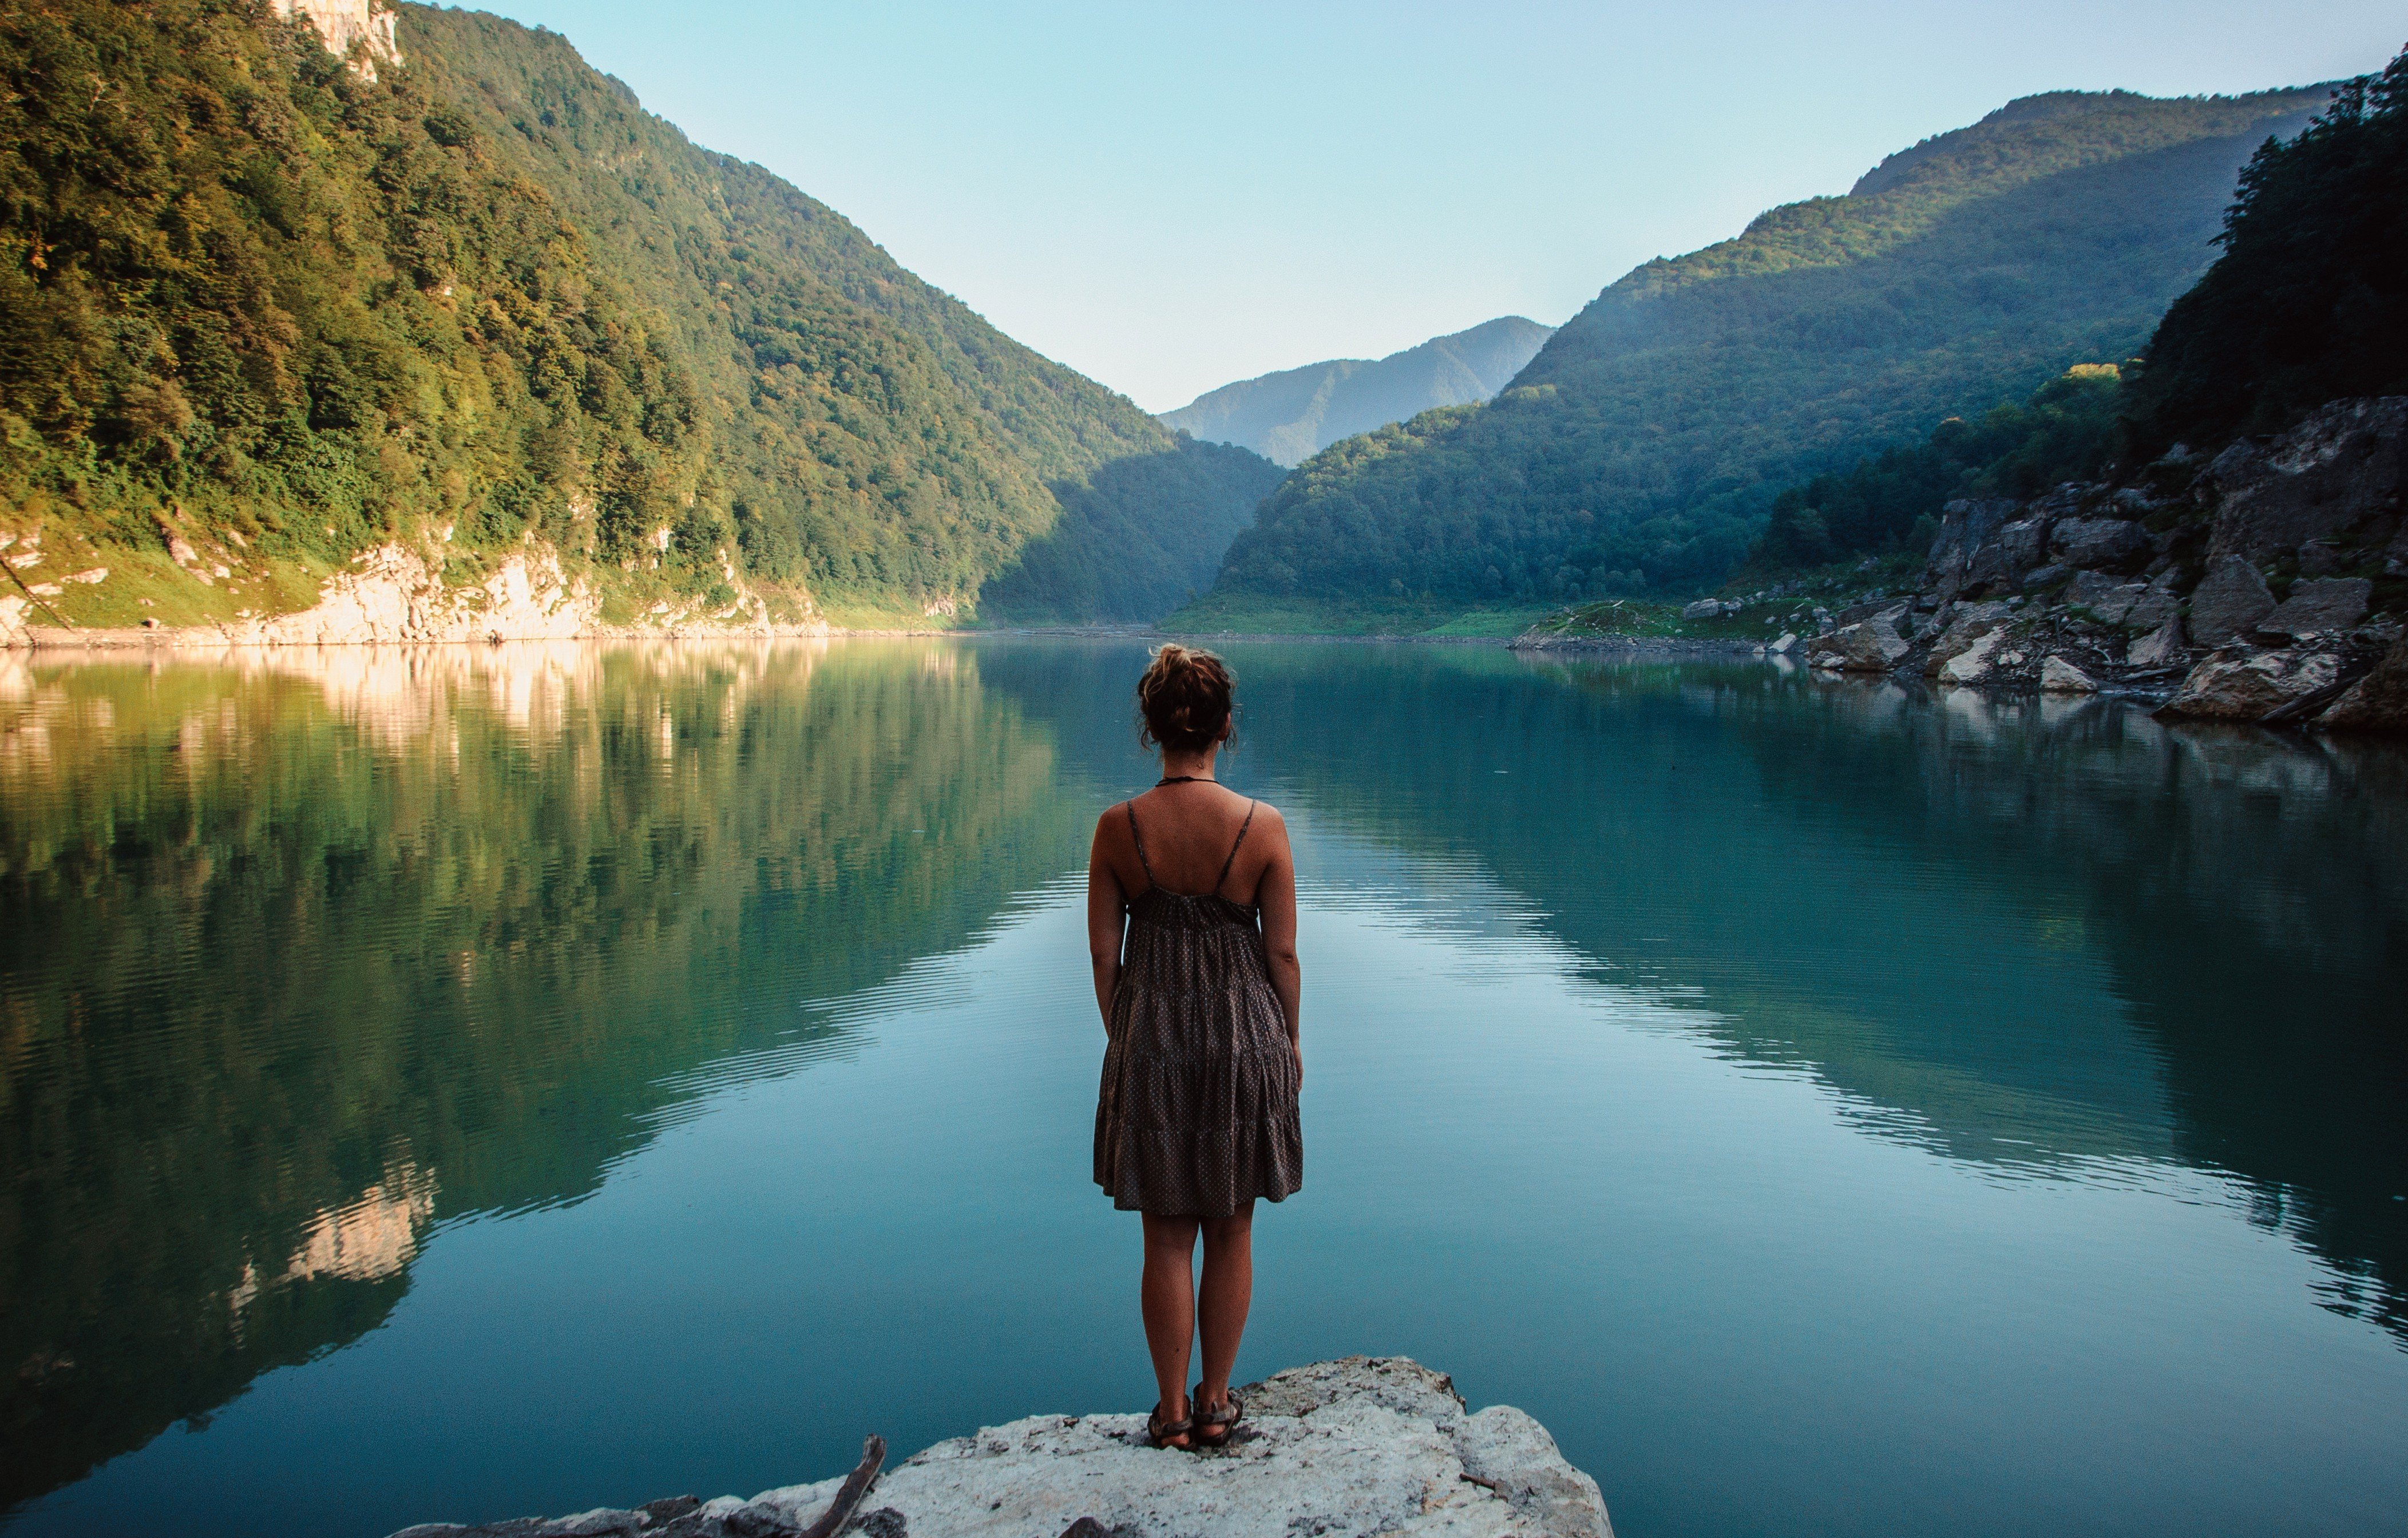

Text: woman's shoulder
xmin=1233 ymin=792 xmax=1288 ymax=835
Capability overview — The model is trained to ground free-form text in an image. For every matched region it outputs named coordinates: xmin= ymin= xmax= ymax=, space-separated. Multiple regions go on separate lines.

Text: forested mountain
xmin=1749 ymin=44 xmax=2408 ymax=575
xmin=0 ymin=0 xmax=1271 ymax=628
xmin=2126 ymin=48 xmax=2408 ymax=453
xmin=1162 ymin=316 xmax=1554 ymax=466
xmin=1187 ymin=85 xmax=2331 ymax=621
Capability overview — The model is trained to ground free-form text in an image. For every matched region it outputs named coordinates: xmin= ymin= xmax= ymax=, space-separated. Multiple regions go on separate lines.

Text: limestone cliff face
xmin=2 ymin=540 xmax=841 ymax=650
xmin=271 ymin=0 xmax=401 ymax=78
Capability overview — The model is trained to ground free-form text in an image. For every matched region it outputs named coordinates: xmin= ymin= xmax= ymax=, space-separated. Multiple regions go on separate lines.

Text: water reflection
xmin=1131 ymin=647 xmax=2406 ymax=1339
xmin=0 ymin=641 xmax=1087 ymax=1509
xmin=3 ymin=639 xmax=2404 ymax=1535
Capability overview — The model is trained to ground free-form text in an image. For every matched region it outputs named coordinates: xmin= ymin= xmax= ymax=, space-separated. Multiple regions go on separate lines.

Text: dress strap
xmin=1124 ymin=801 xmax=1157 ymax=887
xmin=1213 ymin=801 xmax=1258 ymax=896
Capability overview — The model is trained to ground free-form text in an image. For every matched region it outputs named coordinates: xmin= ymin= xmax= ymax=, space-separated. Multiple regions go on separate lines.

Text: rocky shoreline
xmin=385 ymin=1358 xmax=1610 ymax=1538
xmin=1639 ymin=396 xmax=2407 ymax=731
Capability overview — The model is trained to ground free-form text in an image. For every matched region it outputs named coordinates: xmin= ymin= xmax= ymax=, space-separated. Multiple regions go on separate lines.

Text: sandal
xmin=1146 ymin=1399 xmax=1193 ymax=1450
xmin=1191 ymin=1386 xmax=1243 ymax=1448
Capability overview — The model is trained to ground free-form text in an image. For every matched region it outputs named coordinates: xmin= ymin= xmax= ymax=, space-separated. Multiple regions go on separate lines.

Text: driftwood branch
xmin=797 ymin=1435 xmax=887 ymax=1538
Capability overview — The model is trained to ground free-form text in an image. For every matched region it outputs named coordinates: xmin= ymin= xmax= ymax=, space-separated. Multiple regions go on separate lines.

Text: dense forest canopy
xmin=0 ymin=0 xmax=1274 ymax=625
xmin=2126 ymin=45 xmax=2408 ymax=452
xmin=1753 ymin=366 xmax=2126 ymax=568
xmin=1191 ymin=85 xmax=2329 ymax=617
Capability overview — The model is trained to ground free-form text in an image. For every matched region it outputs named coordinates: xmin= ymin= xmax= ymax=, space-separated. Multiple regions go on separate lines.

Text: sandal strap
xmin=1147 ymin=1402 xmax=1193 ymax=1444
xmin=1194 ymin=1389 xmax=1243 ymax=1429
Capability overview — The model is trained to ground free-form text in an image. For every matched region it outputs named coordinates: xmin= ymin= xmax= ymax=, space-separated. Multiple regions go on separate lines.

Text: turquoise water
xmin=2 ymin=638 xmax=2403 ymax=1536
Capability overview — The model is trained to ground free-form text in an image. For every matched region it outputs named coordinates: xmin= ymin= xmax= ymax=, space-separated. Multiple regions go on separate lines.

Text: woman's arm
xmin=1254 ymin=811 xmax=1302 ymax=1076
xmin=1088 ymin=812 xmax=1126 ymax=1033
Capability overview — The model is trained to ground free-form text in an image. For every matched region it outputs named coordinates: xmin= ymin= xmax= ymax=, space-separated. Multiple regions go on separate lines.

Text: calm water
xmin=3 ymin=639 xmax=2405 ymax=1537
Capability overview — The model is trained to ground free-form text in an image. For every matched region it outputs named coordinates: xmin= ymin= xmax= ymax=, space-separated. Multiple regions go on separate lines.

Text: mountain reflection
xmin=995 ymin=643 xmax=2408 ymax=1344
xmin=0 ymin=641 xmax=1086 ymax=1510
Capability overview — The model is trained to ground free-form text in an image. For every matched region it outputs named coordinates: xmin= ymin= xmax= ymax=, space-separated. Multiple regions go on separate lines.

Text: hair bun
xmin=1136 ymin=645 xmax=1235 ymax=756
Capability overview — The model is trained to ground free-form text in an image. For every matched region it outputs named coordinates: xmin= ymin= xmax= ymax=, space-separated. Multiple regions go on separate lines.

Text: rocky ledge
xmin=1736 ymin=395 xmax=2407 ymax=733
xmin=387 ymin=1358 xmax=1609 ymax=1538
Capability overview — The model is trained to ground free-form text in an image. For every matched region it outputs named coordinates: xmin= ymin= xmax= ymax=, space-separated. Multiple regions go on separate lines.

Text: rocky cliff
xmin=1730 ymin=396 xmax=2408 ymax=732
xmin=384 ymin=1358 xmax=1611 ymax=1538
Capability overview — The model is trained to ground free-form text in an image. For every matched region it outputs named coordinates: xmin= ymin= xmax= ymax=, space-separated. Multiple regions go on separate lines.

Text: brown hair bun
xmin=1136 ymin=643 xmax=1235 ymax=755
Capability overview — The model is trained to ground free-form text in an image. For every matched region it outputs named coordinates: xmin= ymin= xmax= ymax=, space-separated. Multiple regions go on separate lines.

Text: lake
xmin=2 ymin=638 xmax=2403 ymax=1538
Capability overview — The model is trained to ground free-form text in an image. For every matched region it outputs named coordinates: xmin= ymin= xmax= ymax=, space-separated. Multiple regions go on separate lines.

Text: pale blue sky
xmin=465 ymin=2 xmax=2399 ymax=412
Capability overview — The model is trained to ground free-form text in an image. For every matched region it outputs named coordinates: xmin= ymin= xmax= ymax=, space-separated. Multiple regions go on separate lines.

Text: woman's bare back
xmin=1099 ymin=782 xmax=1285 ymax=905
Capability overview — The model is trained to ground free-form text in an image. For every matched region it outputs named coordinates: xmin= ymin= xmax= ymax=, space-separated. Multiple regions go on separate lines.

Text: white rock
xmin=1936 ymin=628 xmax=2003 ymax=684
xmin=2127 ymin=619 xmax=2186 ymax=667
xmin=388 ymin=1359 xmax=1610 ymax=1538
xmin=2039 ymin=655 xmax=2098 ymax=694
xmin=2161 ymin=647 xmax=2342 ymax=721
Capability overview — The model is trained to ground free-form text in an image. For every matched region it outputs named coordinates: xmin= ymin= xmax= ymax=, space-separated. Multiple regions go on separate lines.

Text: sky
xmin=469 ymin=1 xmax=2400 ymax=413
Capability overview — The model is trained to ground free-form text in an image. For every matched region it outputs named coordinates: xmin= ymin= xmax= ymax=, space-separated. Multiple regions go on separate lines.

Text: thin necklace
xmin=1155 ymin=774 xmax=1214 ymax=786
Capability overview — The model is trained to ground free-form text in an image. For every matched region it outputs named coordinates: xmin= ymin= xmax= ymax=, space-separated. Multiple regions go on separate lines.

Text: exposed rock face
xmin=2040 ymin=655 xmax=2098 ymax=693
xmin=4 ymin=541 xmax=833 ymax=649
xmin=2204 ymin=397 xmax=2408 ymax=567
xmin=2260 ymin=577 xmax=2372 ymax=639
xmin=1923 ymin=602 xmax=2012 ymax=677
xmin=2160 ymin=648 xmax=2342 ymax=721
xmin=2316 ymin=636 xmax=2408 ymax=733
xmin=1959 ymin=513 xmax=2053 ymax=596
xmin=1807 ymin=620 xmax=1910 ymax=672
xmin=2049 ymin=517 xmax=2150 ymax=573
xmin=272 ymin=0 xmax=401 ymax=78
xmin=2187 ymin=556 xmax=2277 ymax=649
xmin=2065 ymin=571 xmax=2177 ymax=631
xmin=387 ymin=1358 xmax=1611 ymax=1538
xmin=1923 ymin=499 xmax=2017 ymax=603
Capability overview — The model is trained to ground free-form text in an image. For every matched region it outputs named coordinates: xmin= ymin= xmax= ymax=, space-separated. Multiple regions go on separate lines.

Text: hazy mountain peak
xmin=1162 ymin=315 xmax=1554 ymax=466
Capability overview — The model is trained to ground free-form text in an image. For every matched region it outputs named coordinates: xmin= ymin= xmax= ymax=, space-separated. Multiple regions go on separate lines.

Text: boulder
xmin=2259 ymin=576 xmax=2371 ymax=639
xmin=2125 ymin=618 xmax=2187 ymax=667
xmin=1768 ymin=631 xmax=1797 ymax=654
xmin=2123 ymin=587 xmax=2180 ymax=632
xmin=2207 ymin=397 xmax=2408 ymax=566
xmin=1923 ymin=498 xmax=2017 ymax=602
xmin=385 ymin=1358 xmax=1613 ymax=1538
xmin=1807 ymin=620 xmax=1910 ymax=672
xmin=1924 ymin=601 xmax=2012 ymax=675
xmin=1960 ymin=515 xmax=2053 ymax=595
xmin=2317 ymin=636 xmax=2408 ymax=733
xmin=2039 ymin=655 xmax=2099 ymax=694
xmin=2159 ymin=648 xmax=2343 ymax=721
xmin=2021 ymin=563 xmax=2069 ymax=590
xmin=1680 ymin=599 xmax=1725 ymax=620
xmin=2049 ymin=517 xmax=2152 ymax=573
xmin=1829 ymin=601 xmax=1911 ymax=638
xmin=2066 ymin=571 xmax=2139 ymax=620
xmin=1936 ymin=628 xmax=2005 ymax=684
xmin=2187 ymin=556 xmax=2276 ymax=648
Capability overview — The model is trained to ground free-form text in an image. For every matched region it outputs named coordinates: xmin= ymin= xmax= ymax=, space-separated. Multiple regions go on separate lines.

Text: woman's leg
xmin=1195 ymin=1200 xmax=1255 ymax=1414
xmin=1140 ymin=1212 xmax=1201 ymax=1439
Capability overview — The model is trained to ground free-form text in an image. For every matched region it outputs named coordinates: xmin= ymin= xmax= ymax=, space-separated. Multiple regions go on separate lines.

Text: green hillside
xmin=1162 ymin=315 xmax=1555 ymax=466
xmin=1182 ymin=85 xmax=2330 ymax=628
xmin=0 ymin=0 xmax=1271 ymax=630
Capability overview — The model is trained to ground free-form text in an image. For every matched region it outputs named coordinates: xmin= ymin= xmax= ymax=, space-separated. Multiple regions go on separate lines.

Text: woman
xmin=1090 ymin=644 xmax=1302 ymax=1452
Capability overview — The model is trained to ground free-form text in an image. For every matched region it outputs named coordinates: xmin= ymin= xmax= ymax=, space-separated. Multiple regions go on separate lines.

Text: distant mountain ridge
xmin=1162 ymin=317 xmax=1552 ymax=466
xmin=1184 ymin=83 xmax=2335 ymax=623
